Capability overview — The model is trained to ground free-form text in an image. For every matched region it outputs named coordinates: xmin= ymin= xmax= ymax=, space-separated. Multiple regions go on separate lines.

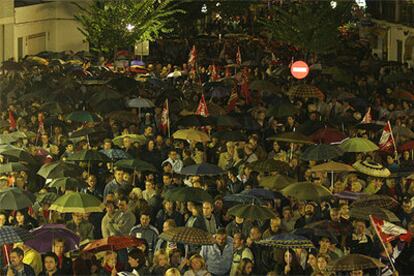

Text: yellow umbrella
xmin=310 ymin=161 xmax=356 ymax=188
xmin=27 ymin=56 xmax=48 ymax=66
xmin=173 ymin=129 xmax=210 ymax=143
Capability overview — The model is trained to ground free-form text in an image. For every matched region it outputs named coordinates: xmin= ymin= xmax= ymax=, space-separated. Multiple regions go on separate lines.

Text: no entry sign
xmin=290 ymin=61 xmax=309 ymax=79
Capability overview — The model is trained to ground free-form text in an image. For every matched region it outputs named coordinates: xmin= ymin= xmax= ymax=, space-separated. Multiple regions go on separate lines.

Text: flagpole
xmin=369 ymin=215 xmax=397 ymax=272
xmin=167 ymin=99 xmax=170 ymax=138
xmin=387 ymin=121 xmax=399 ymax=164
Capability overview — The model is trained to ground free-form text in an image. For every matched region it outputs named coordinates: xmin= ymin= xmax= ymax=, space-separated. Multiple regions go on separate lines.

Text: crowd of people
xmin=0 ymin=35 xmax=413 ymax=276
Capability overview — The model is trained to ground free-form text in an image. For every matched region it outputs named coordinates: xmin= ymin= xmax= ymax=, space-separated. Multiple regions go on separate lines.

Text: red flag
xmin=236 ymin=46 xmax=242 ymax=66
xmin=227 ymin=82 xmax=239 ymax=113
xmin=38 ymin=112 xmax=45 ymax=135
xmin=241 ymin=67 xmax=251 ymax=105
xmin=370 ymin=215 xmax=412 ymax=243
xmin=225 ymin=66 xmax=232 ymax=78
xmin=195 ymin=94 xmax=209 ymax=117
xmin=379 ymin=121 xmax=395 ymax=152
xmin=211 ymin=64 xmax=219 ymax=81
xmin=361 ymin=107 xmax=372 ymax=123
xmin=8 ymin=110 xmax=16 ymax=130
xmin=160 ymin=99 xmax=170 ymax=136
xmin=188 ymin=45 xmax=197 ymax=67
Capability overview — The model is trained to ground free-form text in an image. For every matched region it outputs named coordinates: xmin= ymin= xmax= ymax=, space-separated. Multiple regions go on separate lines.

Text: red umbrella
xmin=399 ymin=141 xmax=414 ymax=152
xmin=82 ymin=236 xmax=144 ymax=253
xmin=310 ymin=128 xmax=347 ymax=144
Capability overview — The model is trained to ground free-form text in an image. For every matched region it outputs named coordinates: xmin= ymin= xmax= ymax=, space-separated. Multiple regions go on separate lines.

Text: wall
xmin=0 ymin=0 xmax=14 ymax=62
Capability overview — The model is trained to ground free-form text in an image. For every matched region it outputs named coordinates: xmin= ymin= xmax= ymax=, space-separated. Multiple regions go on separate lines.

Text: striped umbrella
xmin=0 ymin=226 xmax=33 ymax=246
xmin=287 ymin=85 xmax=324 ymax=100
xmin=256 ymin=233 xmax=314 ymax=249
xmin=159 ymin=227 xmax=215 ymax=245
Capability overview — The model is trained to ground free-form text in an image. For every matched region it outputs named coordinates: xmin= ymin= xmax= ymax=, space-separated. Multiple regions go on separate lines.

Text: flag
xmin=196 ymin=94 xmax=209 ymax=117
xmin=370 ymin=215 xmax=412 ymax=243
xmin=160 ymin=99 xmax=169 ymax=136
xmin=8 ymin=110 xmax=16 ymax=130
xmin=188 ymin=45 xmax=197 ymax=67
xmin=379 ymin=121 xmax=395 ymax=152
xmin=225 ymin=66 xmax=232 ymax=78
xmin=361 ymin=107 xmax=372 ymax=123
xmin=227 ymin=82 xmax=239 ymax=113
xmin=240 ymin=67 xmax=252 ymax=105
xmin=236 ymin=46 xmax=242 ymax=66
xmin=211 ymin=64 xmax=219 ymax=81
xmin=38 ymin=112 xmax=45 ymax=135
xmin=271 ymin=52 xmax=278 ymax=65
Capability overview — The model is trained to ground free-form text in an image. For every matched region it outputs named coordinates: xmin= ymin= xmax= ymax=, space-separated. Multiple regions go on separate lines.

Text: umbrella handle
xmin=4 ymin=244 xmax=9 ymax=265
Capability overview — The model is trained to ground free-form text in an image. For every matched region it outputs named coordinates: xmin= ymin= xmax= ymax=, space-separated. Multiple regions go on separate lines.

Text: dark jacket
xmin=3 ymin=264 xmax=36 ymax=276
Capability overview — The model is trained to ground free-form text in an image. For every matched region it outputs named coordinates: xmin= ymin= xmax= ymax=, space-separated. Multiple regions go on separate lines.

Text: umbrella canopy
xmin=328 ymin=254 xmax=385 ymax=272
xmin=351 ymin=194 xmax=399 ymax=210
xmin=36 ymin=192 xmax=59 ymax=205
xmin=305 ymin=220 xmax=352 ymax=236
xmin=256 ymin=233 xmax=314 ymax=249
xmin=350 ymin=207 xmax=400 ymax=222
xmin=267 ymin=132 xmax=314 ymax=144
xmin=25 ymin=224 xmax=80 ymax=253
xmin=159 ymin=227 xmax=215 ymax=245
xmin=354 ymin=122 xmax=384 ymax=132
xmin=352 ymin=160 xmax=391 ymax=178
xmin=0 ymin=162 xmax=30 ymax=174
xmin=249 ymin=159 xmax=291 ymax=174
xmin=340 ymin=138 xmax=379 ymax=152
xmin=249 ymin=80 xmax=277 ymax=92
xmin=113 ymin=134 xmax=146 ymax=147
xmin=310 ymin=161 xmax=356 ymax=173
xmin=67 ymin=150 xmax=110 ymax=162
xmin=241 ymin=188 xmax=276 ymax=200
xmin=301 ymin=144 xmax=344 ymax=161
xmin=107 ymin=111 xmax=139 ymax=123
xmin=0 ymin=226 xmax=33 ymax=246
xmin=100 ymin=149 xmax=131 ymax=160
xmin=227 ymin=204 xmax=277 ymax=220
xmin=49 ymin=192 xmax=104 ymax=213
xmin=0 ymin=134 xmax=18 ymax=144
xmin=399 ymin=140 xmax=414 ymax=152
xmin=266 ymin=101 xmax=299 ymax=118
xmin=310 ymin=127 xmax=347 ymax=144
xmin=66 ymin=111 xmax=101 ymax=123
xmin=281 ymin=182 xmax=332 ymax=202
xmin=287 ymin=85 xmax=324 ymax=100
xmin=175 ymin=115 xmax=213 ymax=128
xmin=393 ymin=125 xmax=414 ymax=139
xmin=38 ymin=161 xmax=83 ymax=179
xmin=180 ymin=163 xmax=224 ymax=176
xmin=164 ymin=187 xmax=213 ymax=203
xmin=70 ymin=127 xmax=107 ymax=139
xmin=0 ymin=149 xmax=38 ymax=165
xmin=223 ymin=194 xmax=262 ymax=206
xmin=0 ymin=187 xmax=34 ymax=210
xmin=173 ymin=129 xmax=210 ymax=143
xmin=47 ymin=177 xmax=87 ymax=190
xmin=212 ymin=116 xmax=241 ymax=129
xmin=259 ymin=174 xmax=296 ymax=190
xmin=126 ymin=97 xmax=154 ymax=108
xmin=114 ymin=159 xmax=157 ymax=172
xmin=212 ymin=130 xmax=247 ymax=141
xmin=83 ymin=236 xmax=144 ymax=253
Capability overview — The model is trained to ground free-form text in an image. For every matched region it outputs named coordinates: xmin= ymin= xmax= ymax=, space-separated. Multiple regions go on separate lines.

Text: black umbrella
xmin=180 ymin=163 xmax=225 ymax=176
xmin=212 ymin=130 xmax=247 ymax=141
xmin=175 ymin=115 xmax=213 ymax=127
xmin=300 ymin=144 xmax=344 ymax=161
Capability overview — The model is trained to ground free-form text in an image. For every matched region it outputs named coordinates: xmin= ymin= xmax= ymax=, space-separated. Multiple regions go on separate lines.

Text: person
xmin=127 ymin=248 xmax=149 ymax=276
xmin=99 ymin=251 xmax=118 ymax=276
xmin=2 ymin=247 xmax=35 ymax=276
xmin=262 ymin=216 xmax=283 ymax=238
xmin=230 ymin=233 xmax=253 ymax=276
xmin=151 ymin=249 xmax=170 ymax=275
xmin=165 ymin=267 xmax=181 ymax=276
xmin=39 ymin=252 xmax=61 ymax=276
xmin=345 ymin=219 xmax=373 ymax=256
xmin=183 ymin=254 xmax=210 ymax=276
xmin=200 ymin=228 xmax=233 ymax=276
xmin=225 ymin=216 xmax=252 ymax=238
xmin=275 ymin=249 xmax=304 ymax=275
xmin=66 ymin=213 xmax=94 ymax=241
xmin=51 ymin=238 xmax=73 ymax=275
xmin=162 ymin=150 xmax=183 ymax=174
xmin=103 ymin=168 xmax=127 ymax=199
xmin=193 ymin=201 xmax=219 ymax=234
xmin=234 ymin=258 xmax=254 ymax=276
xmin=155 ymin=200 xmax=184 ymax=232
xmin=101 ymin=200 xmax=118 ymax=238
xmin=105 ymin=197 xmax=136 ymax=236
xmin=130 ymin=212 xmax=159 ymax=254
xmin=14 ymin=243 xmax=42 ymax=275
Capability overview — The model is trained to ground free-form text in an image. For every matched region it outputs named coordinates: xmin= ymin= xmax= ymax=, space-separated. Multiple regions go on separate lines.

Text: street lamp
xmin=201 ymin=4 xmax=208 ymax=14
xmin=330 ymin=1 xmax=337 ymax=9
xmin=126 ymin=23 xmax=135 ymax=32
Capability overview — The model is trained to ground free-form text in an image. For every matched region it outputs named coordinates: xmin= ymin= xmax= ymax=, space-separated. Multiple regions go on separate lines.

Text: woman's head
xmin=317 ymin=254 xmax=330 ymax=271
xmin=102 ymin=251 xmax=117 ymax=268
xmin=153 ymin=249 xmax=169 ymax=267
xmin=237 ymin=258 xmax=254 ymax=275
xmin=189 ymin=254 xmax=205 ymax=271
xmin=15 ymin=210 xmax=26 ymax=225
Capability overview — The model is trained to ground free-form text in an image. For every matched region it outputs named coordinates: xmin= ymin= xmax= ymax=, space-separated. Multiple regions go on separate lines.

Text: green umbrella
xmin=38 ymin=161 xmax=83 ymax=179
xmin=249 ymin=159 xmax=291 ymax=174
xmin=259 ymin=174 xmax=296 ymax=190
xmin=0 ymin=148 xmax=38 ymax=165
xmin=113 ymin=134 xmax=146 ymax=147
xmin=114 ymin=159 xmax=157 ymax=172
xmin=89 ymin=87 xmax=122 ymax=106
xmin=49 ymin=192 xmax=104 ymax=213
xmin=301 ymin=144 xmax=344 ymax=161
xmin=66 ymin=150 xmax=110 ymax=162
xmin=0 ymin=134 xmax=18 ymax=144
xmin=0 ymin=187 xmax=34 ymax=210
xmin=339 ymin=138 xmax=379 ymax=153
xmin=266 ymin=101 xmax=299 ymax=118
xmin=227 ymin=204 xmax=277 ymax=220
xmin=281 ymin=182 xmax=332 ymax=202
xmin=0 ymin=162 xmax=30 ymax=174
xmin=164 ymin=187 xmax=213 ymax=203
xmin=66 ymin=111 xmax=101 ymax=123
xmin=47 ymin=177 xmax=87 ymax=190
xmin=36 ymin=192 xmax=59 ymax=205
xmin=212 ymin=116 xmax=242 ymax=128
xmin=267 ymin=132 xmax=314 ymax=144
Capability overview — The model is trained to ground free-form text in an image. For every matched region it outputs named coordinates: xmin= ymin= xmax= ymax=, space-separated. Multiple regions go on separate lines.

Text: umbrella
xmin=113 ymin=134 xmax=146 ymax=147
xmin=310 ymin=161 xmax=355 ymax=172
xmin=249 ymin=159 xmax=291 ymax=174
xmin=281 ymin=182 xmax=332 ymax=202
xmin=300 ymin=144 xmax=344 ymax=161
xmin=126 ymin=97 xmax=154 ymax=108
xmin=159 ymin=227 xmax=215 ymax=245
xmin=211 ymin=130 xmax=247 ymax=141
xmin=267 ymin=132 xmax=314 ymax=144
xmin=237 ymin=115 xmax=261 ymax=131
xmin=351 ymin=194 xmax=399 ymax=210
xmin=305 ymin=220 xmax=352 ymax=236
xmin=350 ymin=207 xmax=400 ymax=222
xmin=89 ymin=88 xmax=122 ymax=106
xmin=259 ymin=174 xmax=296 ymax=190
xmin=39 ymin=102 xmax=66 ymax=114
xmin=83 ymin=236 xmax=144 ymax=253
xmin=69 ymin=127 xmax=107 ymax=139
xmin=36 ymin=192 xmax=59 ymax=205
xmin=100 ymin=149 xmax=131 ymax=160
xmin=399 ymin=141 xmax=414 ymax=152
xmin=266 ymin=102 xmax=299 ymax=118
xmin=390 ymin=89 xmax=414 ymax=101
xmin=227 ymin=204 xmax=277 ymax=220
xmin=9 ymin=131 xmax=36 ymax=140
xmin=175 ymin=115 xmax=213 ymax=127
xmin=340 ymin=138 xmax=379 ymax=152
xmin=334 ymin=191 xmax=365 ymax=201
xmin=249 ymin=80 xmax=277 ymax=92
xmin=180 ymin=163 xmax=224 ymax=176
xmin=0 ymin=149 xmax=38 ymax=165
xmin=393 ymin=125 xmax=414 ymax=139
xmin=241 ymin=188 xmax=275 ymax=200
xmin=164 ymin=187 xmax=213 ymax=203
xmin=223 ymin=194 xmax=262 ymax=205
xmin=0 ymin=226 xmax=33 ymax=246
xmin=0 ymin=187 xmax=34 ymax=210
xmin=67 ymin=150 xmax=110 ymax=162
xmin=0 ymin=134 xmax=18 ymax=144
xmin=107 ymin=111 xmax=139 ymax=123
xmin=310 ymin=128 xmax=347 ymax=144
xmin=173 ymin=129 xmax=210 ymax=143
xmin=287 ymin=85 xmax=324 ymax=100
xmin=37 ymin=161 xmax=83 ymax=179
xmin=354 ymin=122 xmax=384 ymax=132
xmin=212 ymin=116 xmax=242 ymax=128
xmin=25 ymin=224 xmax=80 ymax=253
xmin=256 ymin=233 xmax=314 ymax=249
xmin=47 ymin=177 xmax=87 ymax=190
xmin=66 ymin=111 xmax=101 ymax=123
xmin=0 ymin=162 xmax=30 ymax=174
xmin=328 ymin=254 xmax=385 ymax=272
xmin=114 ymin=159 xmax=157 ymax=172
xmin=352 ymin=160 xmax=391 ymax=178
xmin=49 ymin=192 xmax=104 ymax=213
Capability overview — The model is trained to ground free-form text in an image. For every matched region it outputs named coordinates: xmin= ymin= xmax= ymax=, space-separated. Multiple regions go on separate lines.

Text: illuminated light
xmin=201 ymin=4 xmax=208 ymax=14
xmin=126 ymin=24 xmax=135 ymax=32
xmin=330 ymin=1 xmax=337 ymax=9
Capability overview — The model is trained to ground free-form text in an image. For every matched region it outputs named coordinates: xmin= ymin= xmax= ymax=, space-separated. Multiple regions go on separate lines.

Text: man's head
xmin=43 ymin=252 xmax=58 ymax=272
xmin=0 ymin=212 xmax=7 ymax=227
xmin=353 ymin=220 xmax=367 ymax=235
xmin=65 ymin=142 xmax=74 ymax=153
xmin=163 ymin=219 xmax=176 ymax=233
xmin=305 ymin=203 xmax=315 ymax=217
xmin=233 ymin=232 xmax=245 ymax=249
xmin=72 ymin=213 xmax=83 ymax=225
xmin=140 ymin=212 xmax=151 ymax=227
xmin=202 ymin=201 xmax=213 ymax=217
xmin=52 ymin=238 xmax=65 ymax=256
xmin=128 ymin=248 xmax=145 ymax=269
xmin=168 ymin=150 xmax=178 ymax=161
xmin=270 ymin=217 xmax=281 ymax=232
xmin=87 ymin=174 xmax=97 ymax=188
xmin=105 ymin=200 xmax=116 ymax=215
xmin=162 ymin=174 xmax=172 ymax=186
xmin=249 ymin=226 xmax=262 ymax=241
xmin=9 ymin=248 xmax=24 ymax=268
xmin=235 ymin=216 xmax=244 ymax=224
xmin=329 ymin=208 xmax=340 ymax=222
xmin=123 ymin=136 xmax=132 ymax=148
xmin=118 ymin=197 xmax=129 ymax=212
xmin=162 ymin=162 xmax=173 ymax=173
xmin=215 ymin=228 xmax=227 ymax=247
xmin=163 ymin=200 xmax=174 ymax=212
xmin=319 ymin=237 xmax=331 ymax=251
xmin=114 ymin=168 xmax=124 ymax=183
xmin=103 ymin=139 xmax=112 ymax=150
xmin=402 ymin=198 xmax=412 ymax=214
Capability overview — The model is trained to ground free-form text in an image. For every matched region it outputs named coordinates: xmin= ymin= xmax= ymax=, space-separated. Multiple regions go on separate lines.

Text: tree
xmin=74 ymin=0 xmax=184 ymax=59
xmin=260 ymin=1 xmax=353 ymax=59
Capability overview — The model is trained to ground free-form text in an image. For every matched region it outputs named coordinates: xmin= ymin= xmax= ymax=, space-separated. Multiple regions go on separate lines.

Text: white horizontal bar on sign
xmin=292 ymin=67 xmax=308 ymax=73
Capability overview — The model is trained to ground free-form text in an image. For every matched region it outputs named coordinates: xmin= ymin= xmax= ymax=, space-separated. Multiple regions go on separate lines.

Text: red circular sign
xmin=290 ymin=61 xmax=309 ymax=79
